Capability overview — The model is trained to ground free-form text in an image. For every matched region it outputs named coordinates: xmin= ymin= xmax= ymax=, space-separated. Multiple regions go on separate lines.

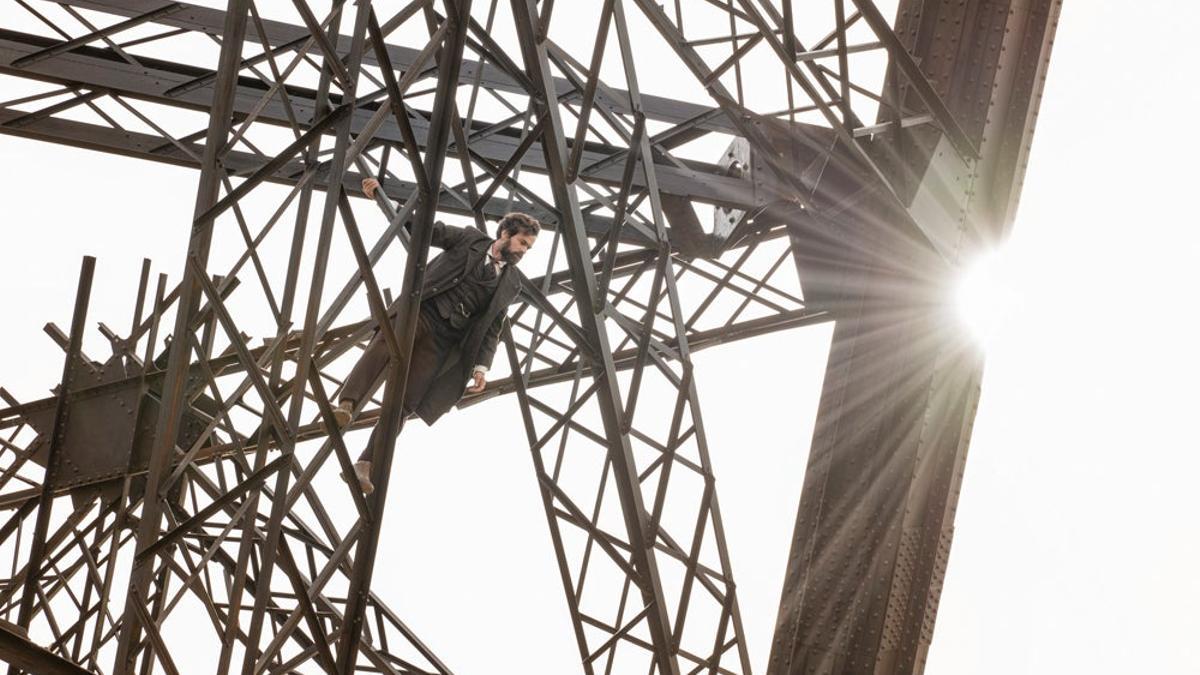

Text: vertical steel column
xmin=231 ymin=2 xmax=371 ymax=672
xmin=334 ymin=0 xmax=472 ymax=670
xmin=609 ymin=0 xmax=752 ymax=669
xmin=768 ymin=2 xmax=1062 ymax=672
xmin=10 ymin=256 xmax=95 ymax=668
xmin=765 ymin=261 xmax=985 ymax=674
xmin=111 ymin=1 xmax=251 ymax=671
xmin=508 ymin=1 xmax=680 ymax=672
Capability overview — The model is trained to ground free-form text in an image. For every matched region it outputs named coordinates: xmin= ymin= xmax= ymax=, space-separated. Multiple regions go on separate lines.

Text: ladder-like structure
xmin=0 ymin=0 xmax=1060 ymax=672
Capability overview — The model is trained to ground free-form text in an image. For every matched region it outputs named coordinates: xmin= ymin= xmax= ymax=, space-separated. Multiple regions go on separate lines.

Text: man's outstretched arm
xmin=362 ymin=177 xmax=469 ymax=249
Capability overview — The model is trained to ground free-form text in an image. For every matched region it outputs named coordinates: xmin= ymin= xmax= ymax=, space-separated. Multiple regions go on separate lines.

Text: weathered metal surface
xmin=0 ymin=619 xmax=90 ymax=675
xmin=21 ymin=352 xmax=214 ymax=499
xmin=0 ymin=0 xmax=1060 ymax=672
xmin=768 ymin=2 xmax=1062 ymax=673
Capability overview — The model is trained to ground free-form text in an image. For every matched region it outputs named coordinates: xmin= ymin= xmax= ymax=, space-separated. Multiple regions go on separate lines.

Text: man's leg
xmin=350 ymin=313 xmax=445 ymax=492
xmin=335 ymin=317 xmax=395 ymax=426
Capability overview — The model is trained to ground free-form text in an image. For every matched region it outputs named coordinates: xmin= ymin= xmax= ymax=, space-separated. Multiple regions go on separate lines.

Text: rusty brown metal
xmin=0 ymin=0 xmax=1060 ymax=672
xmin=0 ymin=619 xmax=90 ymax=675
xmin=767 ymin=2 xmax=1063 ymax=673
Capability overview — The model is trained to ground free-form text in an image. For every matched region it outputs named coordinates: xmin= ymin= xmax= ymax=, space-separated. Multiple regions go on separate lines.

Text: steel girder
xmin=766 ymin=1 xmax=1063 ymax=673
xmin=0 ymin=7 xmax=761 ymax=216
xmin=0 ymin=1 xmax=1060 ymax=674
xmin=0 ymin=616 xmax=90 ymax=675
xmin=502 ymin=0 xmax=753 ymax=670
xmin=0 ymin=1 xmax=462 ymax=672
xmin=0 ymin=0 xmax=804 ymax=672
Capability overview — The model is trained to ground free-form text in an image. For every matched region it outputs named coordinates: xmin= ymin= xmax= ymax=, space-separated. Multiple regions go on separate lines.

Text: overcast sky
xmin=1 ymin=1 xmax=1198 ymax=674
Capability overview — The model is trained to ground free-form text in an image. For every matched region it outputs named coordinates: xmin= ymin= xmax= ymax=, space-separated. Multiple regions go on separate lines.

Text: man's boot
xmin=333 ymin=399 xmax=354 ymax=428
xmin=352 ymin=460 xmax=374 ymax=495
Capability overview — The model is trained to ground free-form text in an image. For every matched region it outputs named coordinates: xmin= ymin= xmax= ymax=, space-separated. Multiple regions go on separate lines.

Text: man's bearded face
xmin=498 ymin=238 xmax=522 ymax=263
xmin=498 ymin=230 xmax=537 ymax=264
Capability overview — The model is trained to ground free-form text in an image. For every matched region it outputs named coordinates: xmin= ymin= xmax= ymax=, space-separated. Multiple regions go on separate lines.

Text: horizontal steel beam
xmin=0 ymin=26 xmax=758 ymax=210
xmin=473 ymin=305 xmax=831 ymax=400
xmin=0 ymin=303 xmax=829 ymax=508
xmin=58 ymin=0 xmax=739 ymax=134
xmin=0 ymin=104 xmax=628 ymax=241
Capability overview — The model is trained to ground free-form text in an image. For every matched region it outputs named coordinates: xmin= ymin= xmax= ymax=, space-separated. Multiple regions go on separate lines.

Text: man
xmin=334 ymin=177 xmax=539 ymax=494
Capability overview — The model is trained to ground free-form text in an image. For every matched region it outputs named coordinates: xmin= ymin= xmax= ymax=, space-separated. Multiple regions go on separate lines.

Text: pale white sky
xmin=1 ymin=1 xmax=1198 ymax=674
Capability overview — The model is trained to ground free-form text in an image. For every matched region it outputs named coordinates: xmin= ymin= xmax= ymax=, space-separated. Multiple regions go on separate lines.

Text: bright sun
xmin=956 ymin=247 xmax=1023 ymax=349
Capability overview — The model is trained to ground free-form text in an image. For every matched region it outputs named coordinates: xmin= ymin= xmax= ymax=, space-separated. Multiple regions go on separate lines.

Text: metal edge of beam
xmin=0 ymin=28 xmax=758 ymax=209
xmin=54 ymin=0 xmax=742 ymax=134
xmin=0 ymin=619 xmax=90 ymax=675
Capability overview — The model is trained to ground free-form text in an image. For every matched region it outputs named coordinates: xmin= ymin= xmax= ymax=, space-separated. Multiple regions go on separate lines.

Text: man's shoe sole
xmin=340 ymin=470 xmax=374 ymax=495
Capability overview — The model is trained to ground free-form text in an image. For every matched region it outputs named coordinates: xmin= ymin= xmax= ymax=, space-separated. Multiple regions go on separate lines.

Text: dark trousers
xmin=341 ymin=305 xmax=461 ymax=462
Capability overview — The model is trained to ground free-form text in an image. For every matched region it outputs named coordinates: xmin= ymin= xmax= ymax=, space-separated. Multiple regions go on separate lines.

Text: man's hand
xmin=465 ymin=371 xmax=486 ymax=395
xmin=362 ymin=177 xmax=381 ymax=199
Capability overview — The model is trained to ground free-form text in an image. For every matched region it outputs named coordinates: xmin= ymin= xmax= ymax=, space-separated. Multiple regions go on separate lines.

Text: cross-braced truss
xmin=0 ymin=0 xmax=1058 ymax=673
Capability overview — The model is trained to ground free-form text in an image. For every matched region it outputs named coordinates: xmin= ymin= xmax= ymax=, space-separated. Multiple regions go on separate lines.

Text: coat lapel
xmin=464 ymin=236 xmax=489 ymax=277
xmin=477 ymin=262 xmax=515 ymax=322
xmin=432 ymin=262 xmax=517 ymax=379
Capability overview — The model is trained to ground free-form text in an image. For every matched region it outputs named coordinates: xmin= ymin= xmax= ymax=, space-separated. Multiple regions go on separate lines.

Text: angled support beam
xmin=507 ymin=1 xmax=681 ymax=672
xmin=232 ymin=2 xmax=372 ymax=670
xmin=0 ymin=619 xmax=90 ymax=675
xmin=846 ymin=0 xmax=979 ymax=160
xmin=11 ymin=257 xmax=94 ymax=653
xmin=10 ymin=3 xmax=183 ymax=69
xmin=0 ymin=103 xmax=608 ymax=239
xmin=334 ymin=0 xmax=474 ymax=670
xmin=55 ymin=0 xmax=739 ymax=132
xmin=110 ymin=1 xmax=251 ymax=670
xmin=0 ymin=19 xmax=757 ymax=209
xmin=768 ymin=2 xmax=1063 ymax=672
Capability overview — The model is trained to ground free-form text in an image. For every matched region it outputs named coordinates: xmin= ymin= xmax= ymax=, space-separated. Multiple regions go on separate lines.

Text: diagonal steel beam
xmin=11 ymin=257 xmax=94 ymax=662
xmin=230 ymin=2 xmax=373 ymax=669
xmin=0 ymin=617 xmax=91 ymax=675
xmin=10 ymin=2 xmax=183 ymax=69
xmin=606 ymin=4 xmax=750 ymax=667
xmin=0 ymin=13 xmax=756 ymax=207
xmin=110 ymin=1 xmax=251 ymax=669
xmin=846 ymin=0 xmax=979 ymax=160
xmin=507 ymin=0 xmax=682 ymax=672
xmin=334 ymin=0 xmax=473 ymax=670
xmin=56 ymin=0 xmax=738 ymax=132
xmin=0 ymin=103 xmax=603 ymax=239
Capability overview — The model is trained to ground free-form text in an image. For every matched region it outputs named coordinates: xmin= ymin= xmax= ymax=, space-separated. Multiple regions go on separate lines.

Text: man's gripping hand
xmin=465 ymin=371 xmax=486 ymax=395
xmin=362 ymin=177 xmax=381 ymax=199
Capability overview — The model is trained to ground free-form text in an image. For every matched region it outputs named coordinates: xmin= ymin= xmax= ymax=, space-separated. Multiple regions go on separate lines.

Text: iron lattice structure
xmin=0 ymin=0 xmax=1060 ymax=673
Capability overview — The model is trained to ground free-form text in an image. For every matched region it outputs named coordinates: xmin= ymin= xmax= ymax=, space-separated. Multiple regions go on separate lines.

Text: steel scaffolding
xmin=0 ymin=0 xmax=1060 ymax=672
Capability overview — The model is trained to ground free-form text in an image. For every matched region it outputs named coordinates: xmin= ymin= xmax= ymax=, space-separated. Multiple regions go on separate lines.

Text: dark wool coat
xmin=412 ymin=221 xmax=523 ymax=424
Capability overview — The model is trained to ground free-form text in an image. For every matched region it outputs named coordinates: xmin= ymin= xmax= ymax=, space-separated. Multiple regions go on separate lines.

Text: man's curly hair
xmin=495 ymin=212 xmax=541 ymax=239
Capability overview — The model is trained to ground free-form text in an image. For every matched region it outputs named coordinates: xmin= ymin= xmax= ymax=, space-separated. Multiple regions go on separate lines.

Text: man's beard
xmin=498 ymin=239 xmax=524 ymax=264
